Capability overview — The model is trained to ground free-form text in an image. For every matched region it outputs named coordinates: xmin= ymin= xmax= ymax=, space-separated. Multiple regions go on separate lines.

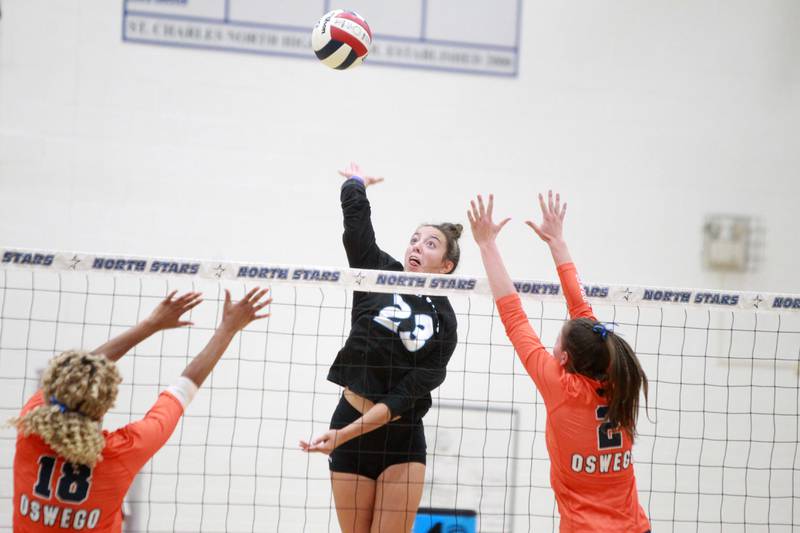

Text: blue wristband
xmin=349 ymin=175 xmax=365 ymax=185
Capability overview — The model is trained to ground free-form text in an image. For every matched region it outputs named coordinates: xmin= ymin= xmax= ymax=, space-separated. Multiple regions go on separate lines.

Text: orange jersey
xmin=497 ymin=262 xmax=650 ymax=533
xmin=13 ymin=390 xmax=184 ymax=532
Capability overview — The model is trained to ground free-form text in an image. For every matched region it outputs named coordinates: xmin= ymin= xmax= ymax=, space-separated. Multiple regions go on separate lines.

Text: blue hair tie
xmin=592 ymin=323 xmax=610 ymax=340
xmin=49 ymin=396 xmax=70 ymax=414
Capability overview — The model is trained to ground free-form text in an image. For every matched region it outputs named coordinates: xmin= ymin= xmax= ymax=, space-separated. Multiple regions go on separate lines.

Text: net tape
xmin=2 ymin=248 xmax=798 ymax=313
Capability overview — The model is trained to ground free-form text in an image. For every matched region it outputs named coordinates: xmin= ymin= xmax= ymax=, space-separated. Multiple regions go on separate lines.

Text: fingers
xmin=243 ymin=287 xmax=260 ymax=302
xmin=300 ymin=431 xmax=337 ymax=454
xmin=226 ymin=287 xmax=272 ymax=310
xmin=469 ymin=195 xmax=509 ymax=236
xmin=235 ymin=289 xmax=272 ymax=322
xmin=176 ymin=321 xmax=195 ymax=327
xmin=525 ymin=220 xmax=547 ymax=240
xmin=313 ymin=431 xmax=335 ymax=445
xmin=548 ymin=190 xmax=555 ymax=213
xmin=173 ymin=292 xmax=203 ymax=313
xmin=254 ymin=297 xmax=272 ymax=311
xmin=165 ymin=289 xmax=178 ymax=302
xmin=554 ymin=192 xmax=561 ymax=214
xmin=560 ymin=202 xmax=567 ymax=221
xmin=249 ymin=288 xmax=270 ymax=304
xmin=302 ymin=435 xmax=324 ymax=451
xmin=183 ymin=298 xmax=203 ymax=313
xmin=538 ymin=192 xmax=547 ymax=215
xmin=300 ymin=443 xmax=326 ymax=454
xmin=175 ymin=290 xmax=200 ymax=303
xmin=253 ymin=295 xmax=273 ymax=320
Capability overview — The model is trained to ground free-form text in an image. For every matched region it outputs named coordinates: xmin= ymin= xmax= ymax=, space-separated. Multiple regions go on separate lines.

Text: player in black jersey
xmin=300 ymin=162 xmax=461 ymax=533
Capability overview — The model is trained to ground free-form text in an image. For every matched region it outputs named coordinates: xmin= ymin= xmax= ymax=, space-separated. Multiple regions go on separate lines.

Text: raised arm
xmin=467 ymin=194 xmax=514 ymax=300
xmin=525 ymin=191 xmax=595 ymax=320
xmin=91 ymin=290 xmax=203 ymax=362
xmin=113 ymin=287 xmax=272 ymax=473
xmin=181 ymin=287 xmax=271 ymax=387
xmin=468 ymin=194 xmax=561 ymax=401
xmin=338 ymin=162 xmax=400 ymax=270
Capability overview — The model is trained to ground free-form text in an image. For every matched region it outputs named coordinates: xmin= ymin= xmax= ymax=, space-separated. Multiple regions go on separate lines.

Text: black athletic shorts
xmin=328 ymin=395 xmax=426 ymax=480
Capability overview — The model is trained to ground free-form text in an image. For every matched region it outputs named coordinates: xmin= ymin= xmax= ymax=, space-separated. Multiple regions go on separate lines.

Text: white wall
xmin=1 ymin=4 xmax=800 ymax=530
xmin=1 ymin=0 xmax=798 ymax=292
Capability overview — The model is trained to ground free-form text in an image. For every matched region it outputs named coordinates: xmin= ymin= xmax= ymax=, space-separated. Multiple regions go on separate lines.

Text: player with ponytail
xmin=468 ymin=191 xmax=650 ymax=533
xmin=301 ymin=162 xmax=462 ymax=533
xmin=560 ymin=318 xmax=648 ymax=440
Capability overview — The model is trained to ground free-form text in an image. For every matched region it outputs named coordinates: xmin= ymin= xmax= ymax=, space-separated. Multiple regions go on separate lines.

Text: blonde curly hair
xmin=13 ymin=351 xmax=121 ymax=467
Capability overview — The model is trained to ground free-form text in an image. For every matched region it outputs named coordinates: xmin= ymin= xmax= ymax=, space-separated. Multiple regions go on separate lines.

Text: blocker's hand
xmin=467 ymin=194 xmax=511 ymax=248
xmin=525 ymin=190 xmax=567 ymax=244
xmin=220 ymin=288 xmax=272 ymax=333
xmin=338 ymin=162 xmax=384 ymax=188
xmin=145 ymin=290 xmax=203 ymax=331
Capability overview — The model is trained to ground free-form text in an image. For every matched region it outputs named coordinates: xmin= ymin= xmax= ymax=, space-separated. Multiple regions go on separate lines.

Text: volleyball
xmin=312 ymin=10 xmax=372 ymax=70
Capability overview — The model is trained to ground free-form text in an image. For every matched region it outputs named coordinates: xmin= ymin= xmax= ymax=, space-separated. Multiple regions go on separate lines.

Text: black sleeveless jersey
xmin=327 ymin=180 xmax=458 ymax=420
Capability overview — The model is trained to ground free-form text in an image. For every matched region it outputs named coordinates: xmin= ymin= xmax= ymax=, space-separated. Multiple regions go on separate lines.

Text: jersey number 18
xmin=33 ymin=455 xmax=92 ymax=504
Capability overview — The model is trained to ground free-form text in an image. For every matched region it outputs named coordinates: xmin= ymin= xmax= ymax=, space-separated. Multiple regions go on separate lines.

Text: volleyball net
xmin=1 ymin=248 xmax=799 ymax=532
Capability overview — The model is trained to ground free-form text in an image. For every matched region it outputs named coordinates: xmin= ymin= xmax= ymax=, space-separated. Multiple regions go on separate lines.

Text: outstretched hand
xmin=338 ymin=161 xmax=384 ymax=188
xmin=525 ymin=190 xmax=567 ymax=244
xmin=94 ymin=290 xmax=204 ymax=362
xmin=220 ymin=287 xmax=272 ymax=333
xmin=299 ymin=429 xmax=342 ymax=455
xmin=146 ymin=290 xmax=203 ymax=331
xmin=467 ymin=194 xmax=511 ymax=247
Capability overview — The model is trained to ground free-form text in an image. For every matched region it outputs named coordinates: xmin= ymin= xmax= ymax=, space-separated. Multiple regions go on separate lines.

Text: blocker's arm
xmin=92 ymin=291 xmax=203 ymax=362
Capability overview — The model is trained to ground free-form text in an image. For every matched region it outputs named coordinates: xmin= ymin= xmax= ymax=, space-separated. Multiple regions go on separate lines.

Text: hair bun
xmin=443 ymin=222 xmax=463 ymax=240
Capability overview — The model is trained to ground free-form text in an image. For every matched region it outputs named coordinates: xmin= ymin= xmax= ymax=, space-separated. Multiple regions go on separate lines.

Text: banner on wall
xmin=122 ymin=0 xmax=522 ymax=76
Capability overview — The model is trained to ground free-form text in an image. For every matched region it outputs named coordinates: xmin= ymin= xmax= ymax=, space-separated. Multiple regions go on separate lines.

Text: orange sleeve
xmin=556 ymin=262 xmax=596 ymax=320
xmin=19 ymin=390 xmax=45 ymax=417
xmin=105 ymin=391 xmax=185 ymax=475
xmin=496 ymin=293 xmax=563 ymax=406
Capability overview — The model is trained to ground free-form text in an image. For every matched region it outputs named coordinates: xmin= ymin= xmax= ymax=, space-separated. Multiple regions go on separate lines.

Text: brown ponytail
xmin=562 ymin=319 xmax=649 ymax=438
xmin=604 ymin=333 xmax=648 ymax=437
